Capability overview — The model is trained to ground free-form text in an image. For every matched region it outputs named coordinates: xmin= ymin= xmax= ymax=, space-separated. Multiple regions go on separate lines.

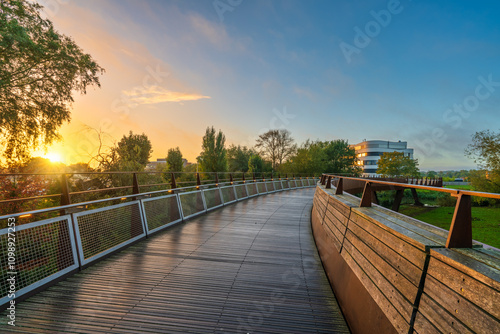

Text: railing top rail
xmin=0 ymin=171 xmax=315 ymax=176
xmin=0 ymin=177 xmax=317 ymax=220
xmin=0 ymin=182 xmax=210 ymax=220
xmin=323 ymin=174 xmax=500 ymax=200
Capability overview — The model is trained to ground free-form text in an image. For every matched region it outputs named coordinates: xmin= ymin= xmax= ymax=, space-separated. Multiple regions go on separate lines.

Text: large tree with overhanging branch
xmin=0 ymin=0 xmax=104 ymax=164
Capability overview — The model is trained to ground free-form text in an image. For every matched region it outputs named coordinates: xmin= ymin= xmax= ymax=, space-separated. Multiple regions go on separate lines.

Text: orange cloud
xmin=123 ymin=86 xmax=211 ymax=105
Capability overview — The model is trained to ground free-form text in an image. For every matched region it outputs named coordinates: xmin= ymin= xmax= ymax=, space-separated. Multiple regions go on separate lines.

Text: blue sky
xmin=38 ymin=0 xmax=500 ymax=170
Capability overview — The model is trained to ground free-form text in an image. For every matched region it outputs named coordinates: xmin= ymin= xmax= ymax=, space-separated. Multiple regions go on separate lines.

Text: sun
xmin=43 ymin=152 xmax=63 ymax=163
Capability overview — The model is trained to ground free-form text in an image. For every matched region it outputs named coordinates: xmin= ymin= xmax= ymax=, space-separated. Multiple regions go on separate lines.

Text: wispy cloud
xmin=189 ymin=14 xmax=229 ymax=48
xmin=293 ymin=86 xmax=316 ymax=101
xmin=188 ymin=13 xmax=249 ymax=52
xmin=123 ymin=86 xmax=210 ymax=105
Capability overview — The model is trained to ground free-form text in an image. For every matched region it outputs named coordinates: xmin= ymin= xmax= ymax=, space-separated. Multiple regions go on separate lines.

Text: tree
xmin=426 ymin=170 xmax=437 ymax=178
xmin=0 ymin=0 xmax=104 ymax=164
xmin=248 ymin=154 xmax=265 ymax=174
xmin=227 ymin=145 xmax=254 ymax=172
xmin=255 ymin=129 xmax=296 ymax=170
xmin=89 ymin=131 xmax=152 ymax=191
xmin=283 ymin=139 xmax=359 ymax=175
xmin=284 ymin=140 xmax=326 ymax=174
xmin=166 ymin=147 xmax=183 ymax=172
xmin=0 ymin=157 xmax=63 ymax=215
xmin=198 ymin=126 xmax=227 ymax=173
xmin=113 ymin=132 xmax=153 ymax=171
xmin=465 ymin=130 xmax=500 ymax=171
xmin=377 ymin=152 xmax=420 ymax=177
xmin=323 ymin=140 xmax=359 ymax=174
xmin=465 ymin=130 xmax=500 ymax=195
xmin=468 ymin=169 xmax=500 ymax=195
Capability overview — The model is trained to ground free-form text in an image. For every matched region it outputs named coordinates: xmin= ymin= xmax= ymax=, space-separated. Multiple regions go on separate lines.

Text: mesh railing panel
xmin=179 ymin=191 xmax=205 ymax=218
xmin=75 ymin=202 xmax=144 ymax=261
xmin=282 ymin=180 xmax=290 ymax=189
xmin=220 ymin=186 xmax=236 ymax=203
xmin=246 ymin=183 xmax=258 ymax=196
xmin=234 ymin=185 xmax=248 ymax=199
xmin=142 ymin=195 xmax=181 ymax=232
xmin=274 ymin=181 xmax=283 ymax=191
xmin=257 ymin=182 xmax=267 ymax=194
xmin=298 ymin=179 xmax=305 ymax=187
xmin=203 ymin=189 xmax=223 ymax=210
xmin=290 ymin=180 xmax=297 ymax=188
xmin=267 ymin=182 xmax=276 ymax=192
xmin=0 ymin=217 xmax=76 ymax=299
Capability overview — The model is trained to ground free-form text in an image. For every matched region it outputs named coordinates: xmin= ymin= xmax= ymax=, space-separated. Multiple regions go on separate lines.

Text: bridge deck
xmin=4 ymin=188 xmax=350 ymax=333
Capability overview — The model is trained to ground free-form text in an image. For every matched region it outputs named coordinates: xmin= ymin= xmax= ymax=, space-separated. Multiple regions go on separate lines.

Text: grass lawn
xmin=444 ymin=185 xmax=472 ymax=190
xmin=399 ymin=205 xmax=500 ymax=249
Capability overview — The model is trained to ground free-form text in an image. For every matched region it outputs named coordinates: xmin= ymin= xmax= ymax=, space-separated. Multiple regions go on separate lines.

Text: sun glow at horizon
xmin=43 ymin=152 xmax=63 ymax=163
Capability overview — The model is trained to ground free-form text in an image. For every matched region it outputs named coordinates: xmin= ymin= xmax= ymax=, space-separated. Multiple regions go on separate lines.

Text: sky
xmin=34 ymin=0 xmax=500 ymax=170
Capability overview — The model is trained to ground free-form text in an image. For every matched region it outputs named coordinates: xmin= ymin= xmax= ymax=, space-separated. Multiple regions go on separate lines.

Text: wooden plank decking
xmin=1 ymin=188 xmax=349 ymax=333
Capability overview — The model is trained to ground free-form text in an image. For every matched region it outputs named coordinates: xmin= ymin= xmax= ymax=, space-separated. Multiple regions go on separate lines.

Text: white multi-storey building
xmin=352 ymin=140 xmax=414 ymax=176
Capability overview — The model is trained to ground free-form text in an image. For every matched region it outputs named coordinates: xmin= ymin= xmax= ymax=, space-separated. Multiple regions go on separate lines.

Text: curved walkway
xmin=3 ymin=188 xmax=349 ymax=333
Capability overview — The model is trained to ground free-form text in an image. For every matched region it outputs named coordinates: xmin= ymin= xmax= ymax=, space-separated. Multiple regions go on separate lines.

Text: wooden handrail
xmin=322 ymin=174 xmax=500 ymax=248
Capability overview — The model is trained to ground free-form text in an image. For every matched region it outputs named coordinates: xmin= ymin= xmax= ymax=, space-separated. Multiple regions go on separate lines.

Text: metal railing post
xmin=132 ymin=173 xmax=140 ymax=196
xmin=60 ymin=174 xmax=71 ymax=207
xmin=58 ymin=174 xmax=71 ymax=270
xmin=326 ymin=176 xmax=332 ymax=189
xmin=335 ymin=178 xmax=344 ymax=195
xmin=392 ymin=189 xmax=405 ymax=212
xmin=131 ymin=173 xmax=142 ymax=239
xmin=360 ymin=182 xmax=373 ymax=207
xmin=446 ymin=194 xmax=472 ymax=248
xmin=171 ymin=173 xmax=177 ymax=189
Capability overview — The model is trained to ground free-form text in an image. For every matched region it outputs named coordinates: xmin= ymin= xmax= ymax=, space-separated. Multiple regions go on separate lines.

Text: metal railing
xmin=0 ymin=176 xmax=319 ymax=308
xmin=0 ymin=171 xmax=313 ymax=217
xmin=320 ymin=174 xmax=500 ymax=249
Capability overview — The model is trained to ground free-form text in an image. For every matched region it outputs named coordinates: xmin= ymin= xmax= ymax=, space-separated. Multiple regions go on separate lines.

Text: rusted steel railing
xmin=320 ymin=174 xmax=500 ymax=249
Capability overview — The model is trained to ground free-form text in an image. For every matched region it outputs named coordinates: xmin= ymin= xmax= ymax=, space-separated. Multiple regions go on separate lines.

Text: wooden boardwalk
xmin=2 ymin=188 xmax=350 ymax=333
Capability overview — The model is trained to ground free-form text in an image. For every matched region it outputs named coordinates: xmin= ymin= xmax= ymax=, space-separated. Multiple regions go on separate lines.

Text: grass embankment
xmin=399 ymin=205 xmax=500 ymax=249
